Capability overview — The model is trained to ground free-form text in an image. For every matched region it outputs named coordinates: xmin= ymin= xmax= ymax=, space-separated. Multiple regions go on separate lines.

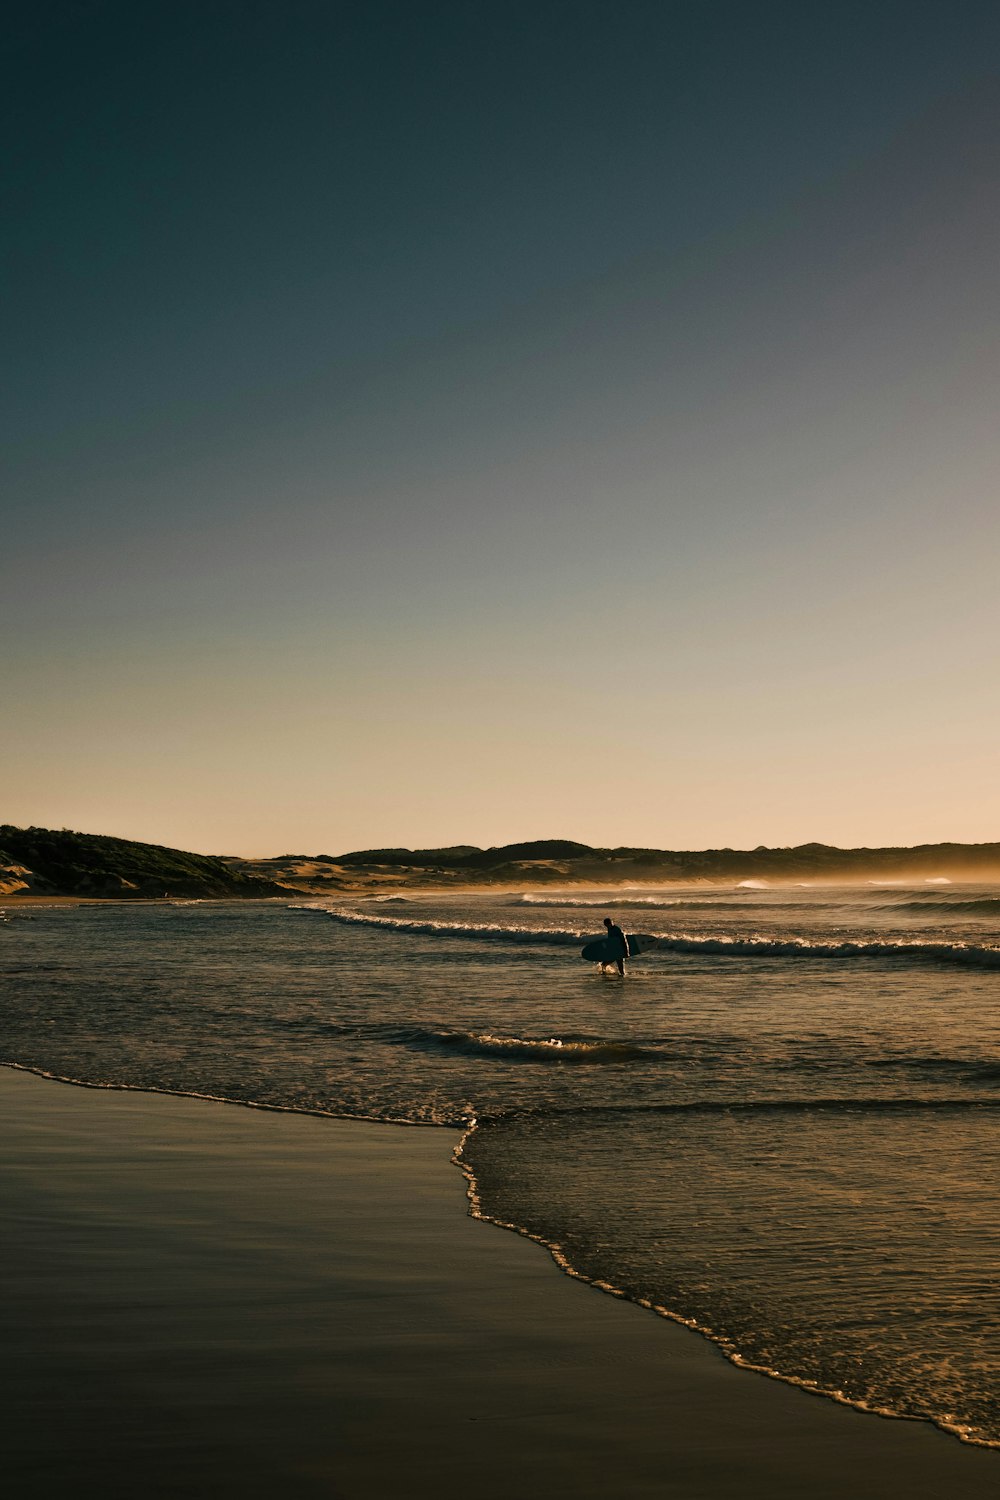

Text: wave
xmin=403 ymin=1029 xmax=1000 ymax=1081
xmin=314 ymin=908 xmax=1000 ymax=970
xmin=888 ymin=898 xmax=1000 ymax=916
xmin=402 ymin=1029 xmax=653 ymax=1065
xmin=648 ymin=933 xmax=1000 ymax=969
xmin=517 ymin=895 xmax=686 ymax=908
xmin=866 ymin=1055 xmax=1000 ymax=1085
xmin=479 ymin=1096 xmax=1000 ymax=1123
xmin=514 ymin=896 xmax=833 ymax=912
xmin=318 ymin=908 xmax=587 ymax=945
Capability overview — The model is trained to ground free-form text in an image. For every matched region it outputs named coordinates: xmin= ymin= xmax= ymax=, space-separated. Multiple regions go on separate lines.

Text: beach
xmin=10 ymin=2 xmax=999 ymax=1487
xmin=4 ymin=1065 xmax=998 ymax=1499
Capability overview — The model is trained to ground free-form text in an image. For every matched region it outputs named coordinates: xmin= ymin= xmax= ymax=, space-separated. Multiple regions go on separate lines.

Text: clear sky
xmin=4 ymin=1 xmax=999 ymax=856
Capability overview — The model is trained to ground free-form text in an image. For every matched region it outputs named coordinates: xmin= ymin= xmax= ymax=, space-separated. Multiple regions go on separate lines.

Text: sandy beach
xmin=3 ymin=1066 xmax=997 ymax=1499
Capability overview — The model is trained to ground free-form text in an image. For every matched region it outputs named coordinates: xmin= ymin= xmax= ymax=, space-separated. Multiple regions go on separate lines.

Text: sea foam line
xmin=313 ymin=907 xmax=587 ymax=945
xmin=0 ymin=1059 xmax=466 ymax=1128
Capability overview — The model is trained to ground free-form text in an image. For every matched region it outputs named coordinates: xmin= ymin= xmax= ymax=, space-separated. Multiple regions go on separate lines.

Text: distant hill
xmin=233 ymin=837 xmax=1000 ymax=892
xmin=329 ymin=837 xmax=1000 ymax=882
xmin=0 ymin=826 xmax=288 ymax=899
xmin=4 ymin=825 xmax=1000 ymax=899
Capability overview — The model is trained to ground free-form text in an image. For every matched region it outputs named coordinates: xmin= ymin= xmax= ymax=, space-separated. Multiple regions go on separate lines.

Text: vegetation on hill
xmin=335 ymin=839 xmax=594 ymax=869
xmin=0 ymin=826 xmax=287 ymax=898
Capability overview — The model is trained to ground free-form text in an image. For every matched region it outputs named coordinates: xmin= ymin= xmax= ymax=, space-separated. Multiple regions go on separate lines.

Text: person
xmin=602 ymin=915 xmax=630 ymax=977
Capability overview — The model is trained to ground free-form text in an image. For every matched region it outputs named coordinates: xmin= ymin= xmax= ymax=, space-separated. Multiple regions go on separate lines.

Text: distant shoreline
xmin=4 ymin=871 xmax=999 ymax=906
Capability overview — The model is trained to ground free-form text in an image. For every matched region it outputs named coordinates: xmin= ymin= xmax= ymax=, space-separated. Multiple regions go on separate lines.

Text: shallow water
xmin=3 ymin=884 xmax=999 ymax=1445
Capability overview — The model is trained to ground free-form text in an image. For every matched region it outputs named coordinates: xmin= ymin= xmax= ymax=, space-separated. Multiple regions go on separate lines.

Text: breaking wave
xmin=402 ymin=1029 xmax=653 ymax=1065
xmin=311 ymin=908 xmax=1000 ymax=969
xmin=316 ymin=908 xmax=586 ymax=946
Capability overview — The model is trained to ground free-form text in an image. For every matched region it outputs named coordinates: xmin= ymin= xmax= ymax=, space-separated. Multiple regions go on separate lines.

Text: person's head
xmin=603 ymin=917 xmax=613 ymax=929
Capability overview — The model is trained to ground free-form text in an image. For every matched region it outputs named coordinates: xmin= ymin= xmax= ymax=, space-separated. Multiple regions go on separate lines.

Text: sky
xmin=4 ymin=0 xmax=999 ymax=857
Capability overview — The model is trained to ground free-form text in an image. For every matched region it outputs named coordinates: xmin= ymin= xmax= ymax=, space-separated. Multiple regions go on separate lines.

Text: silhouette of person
xmin=602 ymin=916 xmax=630 ymax=977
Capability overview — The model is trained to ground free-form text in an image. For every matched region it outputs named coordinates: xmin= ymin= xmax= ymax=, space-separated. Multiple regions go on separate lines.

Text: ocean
xmin=4 ymin=883 xmax=999 ymax=1447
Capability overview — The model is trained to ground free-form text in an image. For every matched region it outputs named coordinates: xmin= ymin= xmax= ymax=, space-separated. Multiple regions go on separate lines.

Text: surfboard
xmin=581 ymin=933 xmax=644 ymax=962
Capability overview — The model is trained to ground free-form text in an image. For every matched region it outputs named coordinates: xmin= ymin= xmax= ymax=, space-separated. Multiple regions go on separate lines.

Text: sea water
xmin=3 ymin=884 xmax=999 ymax=1446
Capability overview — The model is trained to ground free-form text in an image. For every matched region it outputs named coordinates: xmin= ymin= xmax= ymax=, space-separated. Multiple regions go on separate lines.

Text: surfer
xmin=602 ymin=916 xmax=630 ymax=977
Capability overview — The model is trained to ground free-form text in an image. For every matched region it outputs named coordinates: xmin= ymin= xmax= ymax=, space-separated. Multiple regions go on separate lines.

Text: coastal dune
xmin=3 ymin=1067 xmax=997 ymax=1498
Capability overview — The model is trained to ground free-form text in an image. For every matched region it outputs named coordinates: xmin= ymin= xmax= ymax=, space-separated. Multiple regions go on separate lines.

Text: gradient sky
xmin=4 ymin=1 xmax=999 ymax=856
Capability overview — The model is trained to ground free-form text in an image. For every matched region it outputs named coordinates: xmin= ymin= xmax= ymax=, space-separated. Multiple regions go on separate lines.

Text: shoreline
xmin=4 ymin=1065 xmax=998 ymax=1497
xmin=6 ymin=871 xmax=999 ymax=906
xmin=455 ymin=1129 xmax=998 ymax=1454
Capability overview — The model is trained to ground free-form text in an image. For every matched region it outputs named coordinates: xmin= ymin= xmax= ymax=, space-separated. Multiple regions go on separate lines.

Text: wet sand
xmin=3 ymin=1066 xmax=997 ymax=1499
